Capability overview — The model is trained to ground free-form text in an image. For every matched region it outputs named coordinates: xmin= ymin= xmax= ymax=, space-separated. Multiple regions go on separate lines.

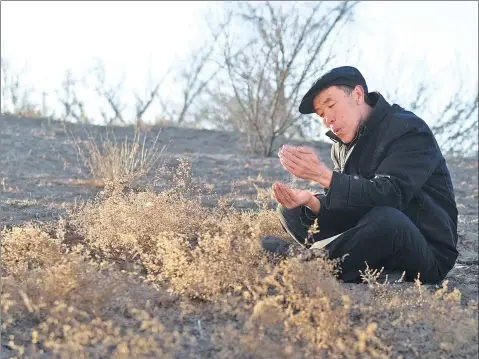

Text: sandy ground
xmin=1 ymin=114 xmax=477 ymax=304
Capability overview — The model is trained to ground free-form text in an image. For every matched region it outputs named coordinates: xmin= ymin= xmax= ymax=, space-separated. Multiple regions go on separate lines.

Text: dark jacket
xmin=301 ymin=92 xmax=458 ymax=275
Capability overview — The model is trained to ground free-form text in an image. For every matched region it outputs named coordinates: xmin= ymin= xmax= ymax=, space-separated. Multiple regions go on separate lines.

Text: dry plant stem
xmin=67 ymin=125 xmax=167 ymax=186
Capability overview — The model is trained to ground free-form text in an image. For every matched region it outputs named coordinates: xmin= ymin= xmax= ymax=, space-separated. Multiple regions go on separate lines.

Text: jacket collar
xmin=325 ymin=92 xmax=391 ymax=145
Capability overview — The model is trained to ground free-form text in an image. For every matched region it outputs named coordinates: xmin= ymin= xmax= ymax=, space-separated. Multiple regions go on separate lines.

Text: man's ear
xmin=354 ymin=85 xmax=365 ymax=105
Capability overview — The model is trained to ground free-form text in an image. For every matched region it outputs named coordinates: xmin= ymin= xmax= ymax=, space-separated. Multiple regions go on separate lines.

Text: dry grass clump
xmin=69 ymin=126 xmax=166 ymax=186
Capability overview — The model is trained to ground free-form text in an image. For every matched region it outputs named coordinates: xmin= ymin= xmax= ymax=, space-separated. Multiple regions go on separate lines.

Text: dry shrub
xmin=69 ymin=189 xmax=208 ymax=262
xmin=1 ymin=237 xmax=190 ymax=359
xmin=355 ymin=270 xmax=479 ymax=358
xmin=1 ymin=226 xmax=62 ymax=278
xmin=212 ymin=257 xmax=478 ymax=359
xmin=2 ymin=246 xmax=156 ymax=320
xmin=213 ymin=256 xmax=391 ymax=359
xmin=69 ymin=181 xmax=283 ymax=299
xmin=160 ymin=211 xmax=272 ymax=299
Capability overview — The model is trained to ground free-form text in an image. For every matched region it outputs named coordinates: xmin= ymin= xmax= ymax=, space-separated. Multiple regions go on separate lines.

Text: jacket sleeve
xmin=323 ymin=128 xmax=440 ymax=211
xmin=300 ymin=193 xmax=328 ymax=226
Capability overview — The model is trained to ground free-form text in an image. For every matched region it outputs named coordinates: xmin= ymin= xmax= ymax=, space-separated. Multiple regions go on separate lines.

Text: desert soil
xmin=1 ymin=114 xmax=478 ymax=306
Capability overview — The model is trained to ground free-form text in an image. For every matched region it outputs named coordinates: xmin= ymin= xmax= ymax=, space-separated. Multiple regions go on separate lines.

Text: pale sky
xmin=1 ymin=1 xmax=478 ymax=127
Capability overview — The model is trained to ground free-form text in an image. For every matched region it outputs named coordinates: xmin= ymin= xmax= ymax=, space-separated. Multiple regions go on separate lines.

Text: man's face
xmin=312 ymin=85 xmax=364 ymax=144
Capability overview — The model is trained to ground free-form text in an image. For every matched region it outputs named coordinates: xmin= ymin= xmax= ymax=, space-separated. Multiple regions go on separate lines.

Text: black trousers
xmin=277 ymin=205 xmax=444 ymax=284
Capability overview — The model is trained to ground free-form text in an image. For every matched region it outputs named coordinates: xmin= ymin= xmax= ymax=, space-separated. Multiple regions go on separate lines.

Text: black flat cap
xmin=299 ymin=66 xmax=369 ymax=114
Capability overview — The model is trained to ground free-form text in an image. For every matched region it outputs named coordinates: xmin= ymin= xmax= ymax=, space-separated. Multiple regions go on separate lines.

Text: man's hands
xmin=271 ymin=183 xmax=313 ymax=209
xmin=278 ymin=145 xmax=332 ymax=188
xmin=271 ymin=144 xmax=330 ymax=213
xmin=271 ymin=183 xmax=321 ymax=213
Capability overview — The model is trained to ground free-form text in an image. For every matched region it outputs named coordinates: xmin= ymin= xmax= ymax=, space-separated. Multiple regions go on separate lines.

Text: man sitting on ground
xmin=268 ymin=66 xmax=458 ymax=284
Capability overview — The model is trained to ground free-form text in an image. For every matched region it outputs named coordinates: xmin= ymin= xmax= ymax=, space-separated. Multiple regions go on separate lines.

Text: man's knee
xmin=277 ymin=204 xmax=302 ymax=224
xmin=363 ymin=206 xmax=413 ymax=230
xmin=277 ymin=205 xmax=299 ymax=234
xmin=276 ymin=205 xmax=308 ymax=244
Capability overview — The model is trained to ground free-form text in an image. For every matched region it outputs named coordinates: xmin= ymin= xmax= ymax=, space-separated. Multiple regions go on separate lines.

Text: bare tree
xmin=57 ymin=69 xmax=90 ymax=123
xmin=0 ymin=57 xmax=38 ymax=116
xmin=158 ymin=15 xmax=232 ymax=125
xmin=134 ymin=82 xmax=160 ymax=126
xmin=88 ymin=59 xmax=169 ymax=126
xmin=431 ymin=85 xmax=478 ymax=157
xmin=202 ymin=1 xmax=358 ymax=156
xmin=371 ymin=56 xmax=478 ymax=157
xmin=377 ymin=78 xmax=477 ymax=157
xmin=90 ymin=60 xmax=127 ymax=125
xmin=133 ymin=64 xmax=170 ymax=127
xmin=176 ymin=43 xmax=217 ymax=125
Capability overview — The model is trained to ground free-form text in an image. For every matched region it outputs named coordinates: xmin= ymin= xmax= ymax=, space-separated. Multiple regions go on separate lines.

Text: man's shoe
xmin=261 ymin=236 xmax=292 ymax=256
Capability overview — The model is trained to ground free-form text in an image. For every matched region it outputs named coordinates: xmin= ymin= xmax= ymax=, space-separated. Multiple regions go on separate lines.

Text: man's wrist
xmin=313 ymin=167 xmax=333 ymax=189
xmin=305 ymin=195 xmax=320 ymax=215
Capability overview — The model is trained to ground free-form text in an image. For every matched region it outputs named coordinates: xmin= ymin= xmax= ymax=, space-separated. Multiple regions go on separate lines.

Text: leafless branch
xmin=57 ymin=69 xmax=90 ymax=123
xmin=0 ymin=57 xmax=38 ymax=116
xmin=134 ymin=64 xmax=169 ymax=126
xmin=161 ymin=14 xmax=232 ymax=125
xmin=203 ymin=1 xmax=358 ymax=156
xmin=91 ymin=60 xmax=126 ymax=125
xmin=431 ymin=86 xmax=478 ymax=156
